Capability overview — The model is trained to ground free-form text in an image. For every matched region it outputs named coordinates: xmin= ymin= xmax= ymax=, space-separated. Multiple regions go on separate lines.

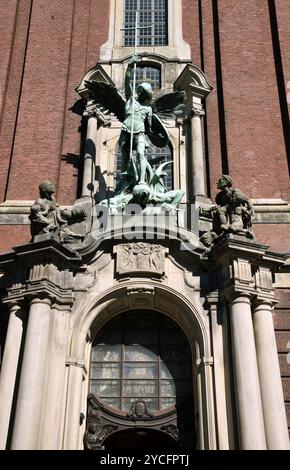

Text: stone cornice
xmin=209 ymin=237 xmax=285 ymax=301
xmin=0 ymin=238 xmax=81 ymax=269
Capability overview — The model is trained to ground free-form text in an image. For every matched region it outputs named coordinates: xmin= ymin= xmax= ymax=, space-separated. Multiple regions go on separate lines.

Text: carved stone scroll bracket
xmin=84 ymin=394 xmax=118 ymax=451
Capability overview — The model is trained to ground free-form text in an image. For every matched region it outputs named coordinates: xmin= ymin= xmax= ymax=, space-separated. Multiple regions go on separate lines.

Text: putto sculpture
xmin=85 ymin=54 xmax=185 ymax=213
xmin=200 ymin=175 xmax=255 ymax=248
xmin=29 ymin=180 xmax=87 ymax=242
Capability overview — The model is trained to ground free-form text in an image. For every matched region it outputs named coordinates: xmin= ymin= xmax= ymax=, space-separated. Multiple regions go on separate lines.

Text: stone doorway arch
xmin=63 ymin=282 xmax=216 ymax=450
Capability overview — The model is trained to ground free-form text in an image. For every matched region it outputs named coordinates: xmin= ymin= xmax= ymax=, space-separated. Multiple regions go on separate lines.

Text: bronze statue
xmin=85 ymin=54 xmax=185 ymax=212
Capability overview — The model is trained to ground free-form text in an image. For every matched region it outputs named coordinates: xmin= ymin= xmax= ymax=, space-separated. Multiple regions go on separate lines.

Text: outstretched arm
xmin=125 ymin=54 xmax=138 ymax=99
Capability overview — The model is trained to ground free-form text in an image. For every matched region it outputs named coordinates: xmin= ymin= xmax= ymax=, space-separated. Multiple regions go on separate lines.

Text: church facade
xmin=0 ymin=0 xmax=289 ymax=450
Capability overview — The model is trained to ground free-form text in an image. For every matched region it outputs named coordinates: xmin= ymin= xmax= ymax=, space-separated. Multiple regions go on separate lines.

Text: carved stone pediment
xmin=114 ymin=243 xmax=166 ymax=277
xmin=84 ymin=394 xmax=184 ymax=451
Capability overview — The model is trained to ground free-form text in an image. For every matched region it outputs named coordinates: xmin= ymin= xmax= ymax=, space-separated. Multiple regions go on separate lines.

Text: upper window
xmin=135 ymin=65 xmax=161 ymax=91
xmin=123 ymin=0 xmax=168 ymax=47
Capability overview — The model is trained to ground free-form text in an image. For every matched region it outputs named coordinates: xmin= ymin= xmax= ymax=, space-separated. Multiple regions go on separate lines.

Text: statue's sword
xmin=121 ymin=12 xmax=152 ymax=182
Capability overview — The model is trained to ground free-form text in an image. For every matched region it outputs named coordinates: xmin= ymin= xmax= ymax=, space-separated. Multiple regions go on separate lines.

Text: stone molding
xmin=210 ymin=238 xmax=285 ymax=302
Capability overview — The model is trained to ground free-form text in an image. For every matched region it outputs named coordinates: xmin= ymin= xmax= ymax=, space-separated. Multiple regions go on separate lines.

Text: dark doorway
xmin=104 ymin=428 xmax=176 ymax=451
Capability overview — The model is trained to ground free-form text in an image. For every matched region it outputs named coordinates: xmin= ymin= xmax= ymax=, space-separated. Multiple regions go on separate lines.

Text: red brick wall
xmin=0 ymin=0 xmax=32 ymax=203
xmin=0 ymin=1 xmax=289 ymax=249
xmin=273 ymin=288 xmax=290 ymax=436
xmin=253 ymin=224 xmax=290 ymax=253
xmin=0 ymin=0 xmax=109 ymax=207
xmin=0 ymin=225 xmax=30 ymax=253
xmin=182 ymin=0 xmax=290 ymax=203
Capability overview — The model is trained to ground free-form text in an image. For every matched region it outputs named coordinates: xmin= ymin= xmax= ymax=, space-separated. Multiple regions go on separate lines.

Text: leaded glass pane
xmin=90 ymin=380 xmax=120 ymax=397
xmin=160 ymin=379 xmax=175 ymax=397
xmin=123 ymin=0 xmax=168 ymax=47
xmin=124 ymin=362 xmax=158 ymax=379
xmin=160 ymin=397 xmax=175 ymax=409
xmin=91 ymin=363 xmax=120 ymax=380
xmin=124 ymin=380 xmax=157 ymax=397
xmin=91 ymin=345 xmax=121 ymax=362
xmin=102 ymin=398 xmax=121 ymax=409
xmin=135 ymin=66 xmax=161 ymax=90
xmin=124 ymin=344 xmax=158 ymax=361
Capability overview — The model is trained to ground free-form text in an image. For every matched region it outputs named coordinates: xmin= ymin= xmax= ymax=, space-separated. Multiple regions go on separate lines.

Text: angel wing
xmin=151 ymin=91 xmax=186 ymax=121
xmin=84 ymin=81 xmax=126 ymax=122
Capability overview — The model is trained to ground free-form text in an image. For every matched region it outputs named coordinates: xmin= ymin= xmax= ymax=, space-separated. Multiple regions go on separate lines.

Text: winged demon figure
xmin=85 ymin=55 xmax=185 ymax=212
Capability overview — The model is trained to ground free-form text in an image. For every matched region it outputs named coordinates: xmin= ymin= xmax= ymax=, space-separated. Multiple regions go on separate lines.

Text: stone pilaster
xmin=11 ymin=297 xmax=52 ymax=449
xmin=81 ymin=103 xmax=111 ymax=199
xmin=253 ymin=296 xmax=290 ymax=449
xmin=63 ymin=358 xmax=86 ymax=450
xmin=189 ymin=105 xmax=206 ymax=198
xmin=0 ymin=303 xmax=26 ymax=449
xmin=174 ymin=64 xmax=212 ymax=201
xmin=207 ymin=293 xmax=230 ymax=449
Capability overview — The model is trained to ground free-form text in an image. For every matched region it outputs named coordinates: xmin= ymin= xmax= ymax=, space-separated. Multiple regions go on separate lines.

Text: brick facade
xmin=0 ymin=0 xmax=289 ymax=445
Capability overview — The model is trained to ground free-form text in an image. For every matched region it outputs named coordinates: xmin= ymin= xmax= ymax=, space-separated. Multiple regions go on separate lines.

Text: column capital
xmin=29 ymin=297 xmax=52 ymax=307
xmin=191 ymin=104 xmax=205 ymax=118
xmin=184 ymin=104 xmax=205 ymax=121
xmin=230 ymin=292 xmax=252 ymax=305
xmin=252 ymin=297 xmax=275 ymax=311
xmin=4 ymin=299 xmax=24 ymax=310
xmin=196 ymin=356 xmax=214 ymax=368
xmin=83 ymin=103 xmax=111 ymax=127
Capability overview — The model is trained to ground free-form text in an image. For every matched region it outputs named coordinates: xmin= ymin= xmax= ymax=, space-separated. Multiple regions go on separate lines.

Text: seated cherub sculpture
xmin=30 ymin=180 xmax=87 ymax=242
xmin=200 ymin=175 xmax=255 ymax=248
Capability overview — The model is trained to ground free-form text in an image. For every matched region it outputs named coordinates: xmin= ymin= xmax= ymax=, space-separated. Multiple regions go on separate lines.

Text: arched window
xmin=123 ymin=0 xmax=168 ymax=47
xmin=90 ymin=311 xmax=193 ymax=413
xmin=135 ymin=65 xmax=161 ymax=91
xmin=115 ymin=141 xmax=173 ymax=191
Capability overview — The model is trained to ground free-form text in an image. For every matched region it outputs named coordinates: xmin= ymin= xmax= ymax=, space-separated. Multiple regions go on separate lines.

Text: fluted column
xmin=190 ymin=105 xmax=206 ymax=197
xmin=253 ymin=300 xmax=290 ymax=449
xmin=11 ymin=298 xmax=51 ymax=449
xmin=230 ymin=294 xmax=266 ymax=449
xmin=0 ymin=304 xmax=26 ymax=449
